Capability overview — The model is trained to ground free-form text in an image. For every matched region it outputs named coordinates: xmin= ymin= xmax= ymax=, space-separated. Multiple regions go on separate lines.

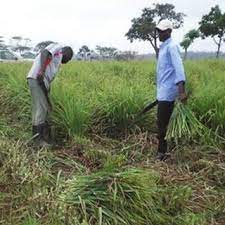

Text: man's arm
xmin=37 ymin=49 xmax=52 ymax=82
xmin=37 ymin=49 xmax=53 ymax=110
xmin=177 ymin=81 xmax=187 ymax=102
xmin=169 ymin=45 xmax=187 ymax=103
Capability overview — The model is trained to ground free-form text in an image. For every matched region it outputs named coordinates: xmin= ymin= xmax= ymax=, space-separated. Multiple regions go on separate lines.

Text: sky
xmin=1 ymin=0 xmax=225 ymax=54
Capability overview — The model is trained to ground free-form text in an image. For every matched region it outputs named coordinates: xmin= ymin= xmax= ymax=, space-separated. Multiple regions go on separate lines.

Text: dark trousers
xmin=157 ymin=101 xmax=174 ymax=154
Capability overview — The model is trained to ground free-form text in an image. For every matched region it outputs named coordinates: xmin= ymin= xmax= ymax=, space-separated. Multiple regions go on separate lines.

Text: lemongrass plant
xmin=166 ymin=101 xmax=225 ymax=145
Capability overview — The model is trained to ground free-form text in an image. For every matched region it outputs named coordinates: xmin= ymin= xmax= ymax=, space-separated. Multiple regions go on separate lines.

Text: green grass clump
xmin=166 ymin=102 xmax=207 ymax=142
xmin=166 ymin=101 xmax=225 ymax=146
xmin=2 ymin=60 xmax=225 ymax=142
xmin=59 ymin=168 xmax=197 ymax=225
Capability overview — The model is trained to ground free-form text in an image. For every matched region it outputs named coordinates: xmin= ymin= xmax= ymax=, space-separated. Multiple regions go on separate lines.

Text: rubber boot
xmin=155 ymin=139 xmax=168 ymax=161
xmin=36 ymin=124 xmax=52 ymax=148
xmin=32 ymin=125 xmax=38 ymax=136
xmin=43 ymin=122 xmax=51 ymax=143
xmin=32 ymin=125 xmax=40 ymax=145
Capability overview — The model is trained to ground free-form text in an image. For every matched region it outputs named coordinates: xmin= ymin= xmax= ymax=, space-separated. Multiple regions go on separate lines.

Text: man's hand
xmin=37 ymin=71 xmax=44 ymax=84
xmin=177 ymin=81 xmax=187 ymax=103
xmin=179 ymin=92 xmax=188 ymax=103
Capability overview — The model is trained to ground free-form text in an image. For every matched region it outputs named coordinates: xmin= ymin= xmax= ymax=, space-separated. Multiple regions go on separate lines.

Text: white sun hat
xmin=156 ymin=19 xmax=173 ymax=31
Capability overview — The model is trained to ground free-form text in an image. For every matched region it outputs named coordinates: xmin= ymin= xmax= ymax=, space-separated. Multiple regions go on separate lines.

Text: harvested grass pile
xmin=59 ymin=168 xmax=203 ymax=225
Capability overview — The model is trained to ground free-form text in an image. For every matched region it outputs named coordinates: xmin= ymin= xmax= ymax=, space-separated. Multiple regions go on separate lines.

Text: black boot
xmin=34 ymin=124 xmax=51 ymax=148
xmin=43 ymin=121 xmax=52 ymax=143
xmin=155 ymin=139 xmax=168 ymax=161
xmin=32 ymin=125 xmax=41 ymax=144
xmin=32 ymin=125 xmax=38 ymax=136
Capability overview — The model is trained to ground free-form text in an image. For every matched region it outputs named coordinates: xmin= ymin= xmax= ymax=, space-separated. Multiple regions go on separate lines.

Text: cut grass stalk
xmin=166 ymin=101 xmax=225 ymax=146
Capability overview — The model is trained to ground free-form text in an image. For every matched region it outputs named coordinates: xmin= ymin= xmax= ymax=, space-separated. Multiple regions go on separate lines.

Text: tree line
xmin=0 ymin=37 xmax=137 ymax=61
xmin=1 ymin=4 xmax=224 ymax=60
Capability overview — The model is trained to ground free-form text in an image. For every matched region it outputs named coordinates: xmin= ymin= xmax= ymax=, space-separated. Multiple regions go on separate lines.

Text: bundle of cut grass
xmin=59 ymin=168 xmax=163 ymax=225
xmin=166 ymin=101 xmax=224 ymax=145
xmin=59 ymin=168 xmax=196 ymax=225
xmin=166 ymin=102 xmax=206 ymax=142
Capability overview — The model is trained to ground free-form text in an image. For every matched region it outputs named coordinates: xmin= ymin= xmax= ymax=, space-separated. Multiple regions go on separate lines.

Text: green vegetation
xmin=0 ymin=60 xmax=225 ymax=224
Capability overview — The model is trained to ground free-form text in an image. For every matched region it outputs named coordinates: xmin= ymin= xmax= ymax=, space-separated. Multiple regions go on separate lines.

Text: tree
xmin=96 ymin=46 xmax=117 ymax=60
xmin=180 ymin=29 xmax=200 ymax=59
xmin=89 ymin=50 xmax=99 ymax=60
xmin=0 ymin=36 xmax=6 ymax=49
xmin=126 ymin=3 xmax=185 ymax=58
xmin=77 ymin=45 xmax=91 ymax=60
xmin=79 ymin=45 xmax=90 ymax=53
xmin=115 ymin=51 xmax=137 ymax=61
xmin=9 ymin=36 xmax=33 ymax=55
xmin=34 ymin=41 xmax=55 ymax=52
xmin=23 ymin=38 xmax=31 ymax=47
xmin=199 ymin=5 xmax=225 ymax=58
xmin=13 ymin=46 xmax=31 ymax=55
xmin=11 ymin=36 xmax=23 ymax=46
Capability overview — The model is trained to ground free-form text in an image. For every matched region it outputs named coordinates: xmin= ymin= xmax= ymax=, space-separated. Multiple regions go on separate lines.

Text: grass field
xmin=0 ymin=60 xmax=225 ymax=224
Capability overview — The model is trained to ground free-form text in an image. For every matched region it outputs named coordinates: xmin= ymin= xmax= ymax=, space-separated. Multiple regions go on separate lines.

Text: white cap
xmin=156 ymin=19 xmax=173 ymax=31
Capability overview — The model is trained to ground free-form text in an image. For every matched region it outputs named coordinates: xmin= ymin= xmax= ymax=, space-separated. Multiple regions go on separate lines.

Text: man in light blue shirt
xmin=155 ymin=19 xmax=187 ymax=161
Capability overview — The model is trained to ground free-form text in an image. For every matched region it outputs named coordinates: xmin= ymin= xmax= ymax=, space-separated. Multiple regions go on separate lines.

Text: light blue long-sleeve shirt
xmin=156 ymin=38 xmax=186 ymax=101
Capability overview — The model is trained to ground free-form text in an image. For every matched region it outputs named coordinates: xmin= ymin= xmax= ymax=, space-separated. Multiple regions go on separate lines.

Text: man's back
xmin=27 ymin=43 xmax=63 ymax=89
